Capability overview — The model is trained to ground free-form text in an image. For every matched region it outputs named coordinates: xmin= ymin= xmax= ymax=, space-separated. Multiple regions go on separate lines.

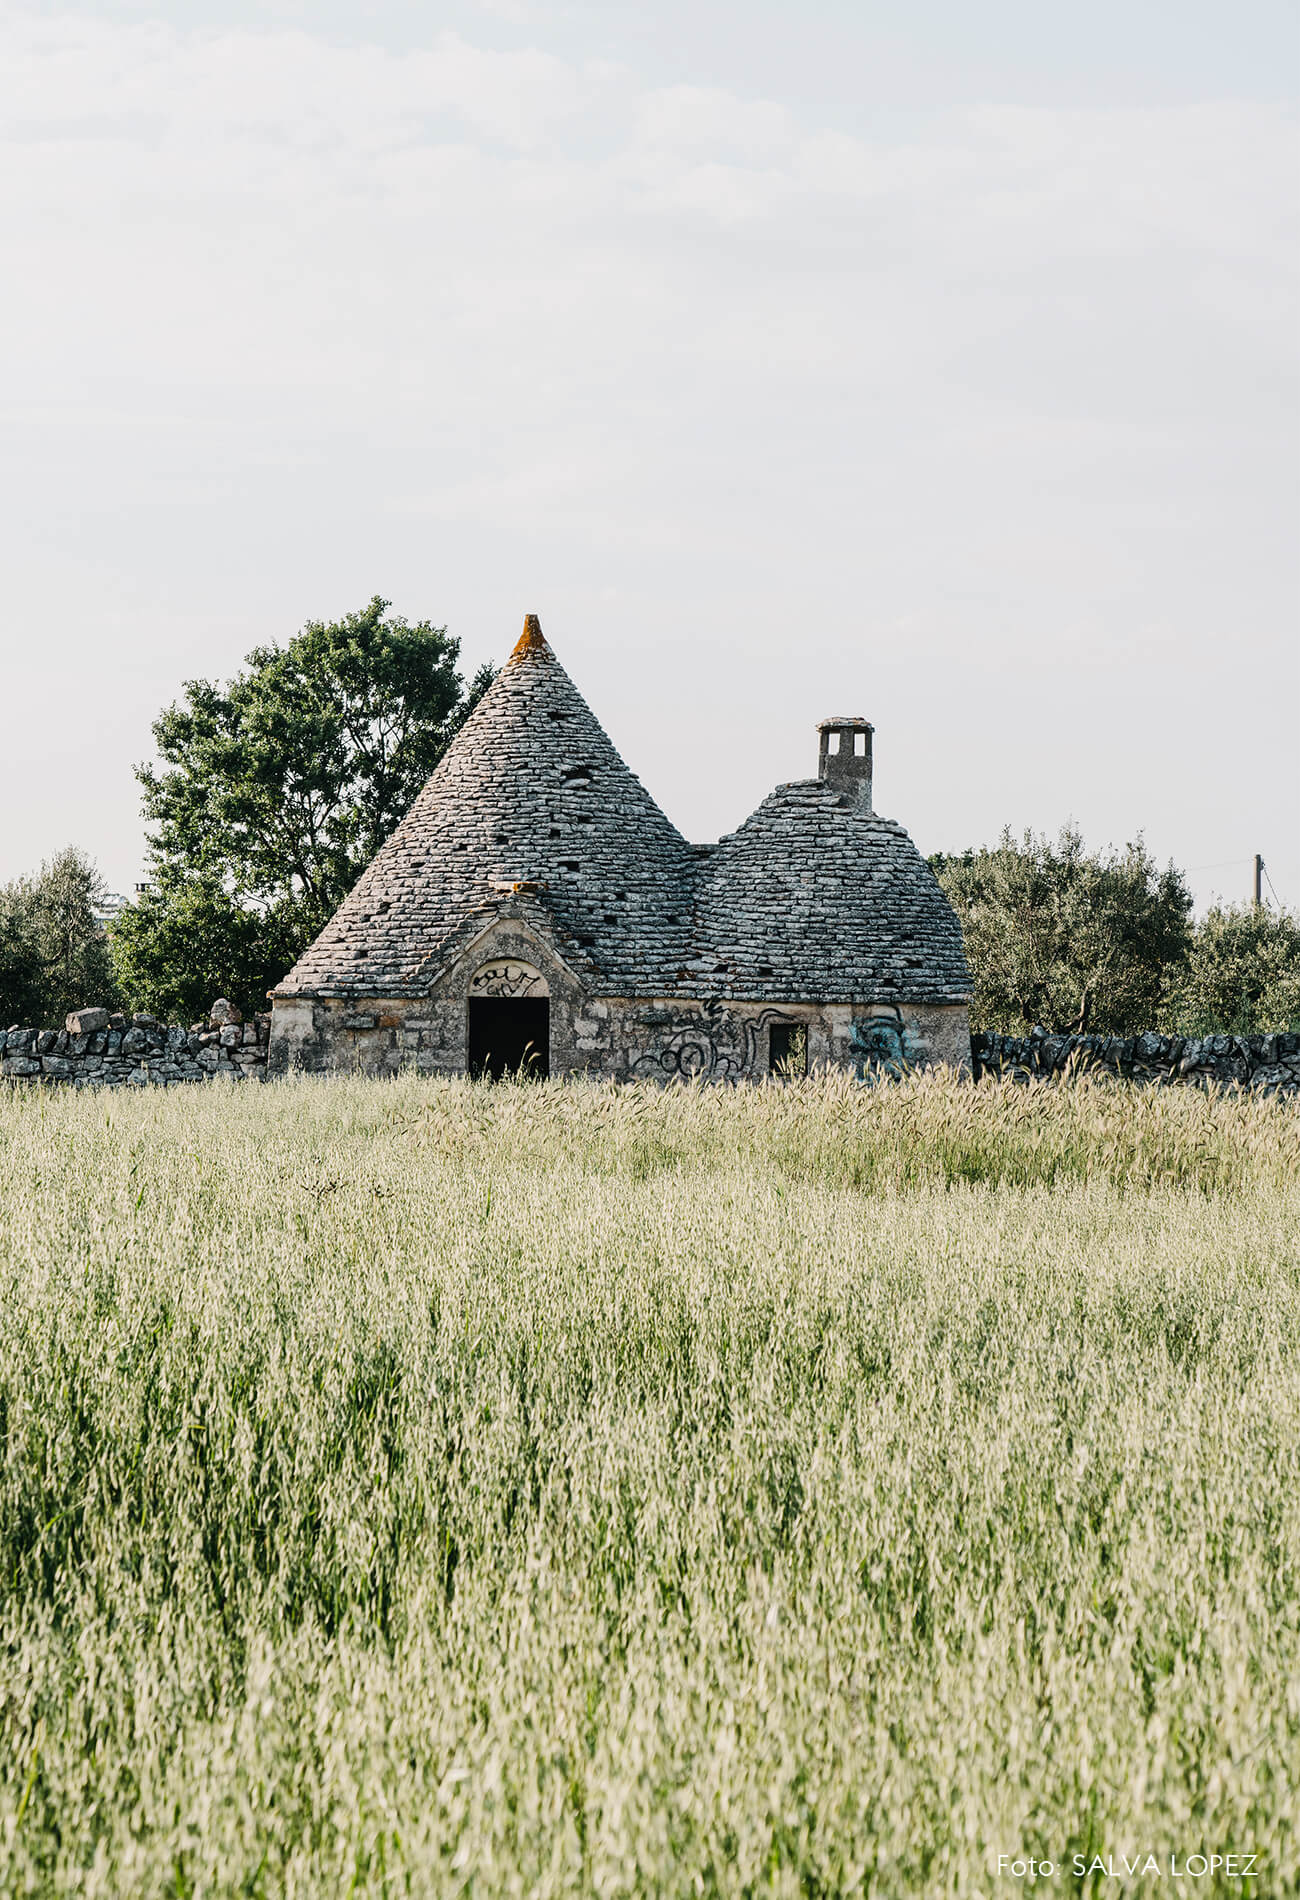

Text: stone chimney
xmin=817 ymin=719 xmax=873 ymax=810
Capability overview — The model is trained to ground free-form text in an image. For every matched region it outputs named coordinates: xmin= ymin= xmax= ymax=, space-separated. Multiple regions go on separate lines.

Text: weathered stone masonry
xmin=268 ymin=616 xmax=974 ymax=1081
xmin=5 ymin=1010 xmax=1296 ymax=1093
xmin=974 ymin=1030 xmax=1300 ymax=1097
xmin=14 ymin=625 xmax=1287 ymax=1095
xmin=2 ymin=1002 xmax=270 ymax=1087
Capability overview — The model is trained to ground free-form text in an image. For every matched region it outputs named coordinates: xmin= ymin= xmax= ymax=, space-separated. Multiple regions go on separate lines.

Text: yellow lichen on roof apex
xmin=509 ymin=614 xmax=550 ymax=662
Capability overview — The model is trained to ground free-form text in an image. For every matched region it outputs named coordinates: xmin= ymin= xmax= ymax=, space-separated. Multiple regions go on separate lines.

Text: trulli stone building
xmin=268 ymin=618 xmax=971 ymax=1079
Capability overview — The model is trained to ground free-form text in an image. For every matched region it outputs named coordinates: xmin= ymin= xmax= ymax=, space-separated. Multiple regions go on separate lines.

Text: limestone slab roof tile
xmin=690 ymin=781 xmax=971 ymax=1005
xmin=276 ymin=618 xmax=697 ymax=997
xmin=275 ymin=618 xmax=972 ymax=1006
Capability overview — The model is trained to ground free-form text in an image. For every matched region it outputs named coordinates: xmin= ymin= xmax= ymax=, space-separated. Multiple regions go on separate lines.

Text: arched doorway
xmin=467 ymin=961 xmax=550 ymax=1080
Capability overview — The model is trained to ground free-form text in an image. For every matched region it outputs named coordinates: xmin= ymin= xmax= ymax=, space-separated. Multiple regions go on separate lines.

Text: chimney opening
xmin=817 ymin=718 xmax=873 ymax=811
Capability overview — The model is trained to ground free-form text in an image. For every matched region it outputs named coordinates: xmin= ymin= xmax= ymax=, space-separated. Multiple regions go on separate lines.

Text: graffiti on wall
xmin=469 ymin=961 xmax=548 ymax=998
xmin=630 ymin=1005 xmax=800 ymax=1081
xmin=849 ymin=1009 xmax=921 ymax=1079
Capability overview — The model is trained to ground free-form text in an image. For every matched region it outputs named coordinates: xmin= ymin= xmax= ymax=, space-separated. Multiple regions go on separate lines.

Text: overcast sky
xmin=2 ymin=0 xmax=1297 ymax=913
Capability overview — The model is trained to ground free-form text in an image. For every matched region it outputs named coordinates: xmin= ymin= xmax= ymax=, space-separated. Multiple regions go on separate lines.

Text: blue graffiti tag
xmin=849 ymin=1017 xmax=919 ymax=1079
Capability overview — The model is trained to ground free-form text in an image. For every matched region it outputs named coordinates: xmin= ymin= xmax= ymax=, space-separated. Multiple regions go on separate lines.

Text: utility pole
xmin=1254 ymin=854 xmax=1264 ymax=907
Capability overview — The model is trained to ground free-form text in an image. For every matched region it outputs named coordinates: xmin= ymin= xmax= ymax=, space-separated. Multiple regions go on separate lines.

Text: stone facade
xmin=1 ymin=1002 xmax=270 ymax=1088
xmin=270 ymin=616 xmax=973 ymax=1081
xmin=973 ymin=1029 xmax=1300 ymax=1096
xmin=271 ymin=965 xmax=971 ymax=1085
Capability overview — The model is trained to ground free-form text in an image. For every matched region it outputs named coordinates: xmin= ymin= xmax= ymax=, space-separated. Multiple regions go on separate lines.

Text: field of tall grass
xmin=0 ymin=1072 xmax=1297 ymax=1897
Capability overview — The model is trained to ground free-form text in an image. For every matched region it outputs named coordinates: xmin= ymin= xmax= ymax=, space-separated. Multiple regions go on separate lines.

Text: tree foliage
xmin=0 ymin=847 xmax=118 ymax=1028
xmin=932 ymin=826 xmax=1193 ymax=1035
xmin=137 ymin=597 xmax=494 ymax=923
xmin=1164 ymin=903 xmax=1300 ymax=1035
xmin=112 ymin=599 xmax=494 ymax=1017
xmin=107 ymin=879 xmax=311 ymax=1026
xmin=0 ymin=882 xmax=45 ymax=1026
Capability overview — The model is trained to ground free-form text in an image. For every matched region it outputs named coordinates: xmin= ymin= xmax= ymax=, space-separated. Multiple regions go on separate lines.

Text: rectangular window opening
xmin=854 ymin=731 xmax=867 ymax=756
xmin=769 ymin=1023 xmax=808 ymax=1077
xmin=827 ymin=732 xmax=840 ymax=755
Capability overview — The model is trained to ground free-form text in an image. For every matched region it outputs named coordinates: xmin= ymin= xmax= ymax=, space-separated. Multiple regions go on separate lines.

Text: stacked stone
xmin=277 ymin=617 xmax=699 ymax=1001
xmin=1 ymin=1000 xmax=270 ymax=1088
xmin=694 ymin=780 xmax=971 ymax=1006
xmin=275 ymin=617 xmax=973 ymax=1013
xmin=972 ymin=1029 xmax=1300 ymax=1095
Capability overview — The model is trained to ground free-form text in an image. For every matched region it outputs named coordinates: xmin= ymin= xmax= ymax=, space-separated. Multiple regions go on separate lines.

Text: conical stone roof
xmin=276 ymin=617 xmax=698 ymax=997
xmin=691 ymin=781 xmax=971 ymax=1005
xmin=278 ymin=616 xmax=971 ymax=1009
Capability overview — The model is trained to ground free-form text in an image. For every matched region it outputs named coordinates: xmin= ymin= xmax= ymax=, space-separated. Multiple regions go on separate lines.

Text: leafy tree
xmin=0 ymin=848 xmax=117 ymax=1027
xmin=0 ymin=878 xmax=44 ymax=1025
xmin=137 ymin=597 xmax=495 ymax=924
xmin=1164 ymin=904 xmax=1300 ymax=1035
xmin=111 ymin=599 xmax=494 ymax=1016
xmin=932 ymin=826 xmax=1192 ymax=1035
xmin=108 ymin=879 xmax=311 ymax=1025
xmin=33 ymin=847 xmax=119 ymax=1022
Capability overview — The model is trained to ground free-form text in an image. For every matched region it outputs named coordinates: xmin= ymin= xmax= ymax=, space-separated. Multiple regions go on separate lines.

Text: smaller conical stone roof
xmin=690 ymin=781 xmax=971 ymax=1005
xmin=277 ymin=617 xmax=698 ymax=997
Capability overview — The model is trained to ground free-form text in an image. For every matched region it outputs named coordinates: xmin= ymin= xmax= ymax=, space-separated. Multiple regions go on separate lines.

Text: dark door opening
xmin=468 ymin=997 xmax=550 ymax=1080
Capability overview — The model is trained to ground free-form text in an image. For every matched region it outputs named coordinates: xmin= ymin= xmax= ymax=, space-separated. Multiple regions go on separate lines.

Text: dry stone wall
xmin=6 ymin=1004 xmax=1296 ymax=1092
xmin=972 ymin=1029 xmax=1300 ymax=1096
xmin=1 ymin=1002 xmax=269 ymax=1087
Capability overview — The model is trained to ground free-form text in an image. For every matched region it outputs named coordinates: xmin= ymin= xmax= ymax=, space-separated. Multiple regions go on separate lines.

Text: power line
xmin=1100 ymin=852 xmax=1286 ymax=905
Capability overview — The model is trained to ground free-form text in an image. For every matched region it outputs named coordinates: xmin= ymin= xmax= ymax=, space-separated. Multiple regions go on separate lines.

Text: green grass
xmin=0 ymin=1072 xmax=1297 ymax=1897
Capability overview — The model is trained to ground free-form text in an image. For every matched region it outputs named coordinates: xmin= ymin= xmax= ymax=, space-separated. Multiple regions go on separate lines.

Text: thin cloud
xmin=0 ymin=6 xmax=1295 ymax=908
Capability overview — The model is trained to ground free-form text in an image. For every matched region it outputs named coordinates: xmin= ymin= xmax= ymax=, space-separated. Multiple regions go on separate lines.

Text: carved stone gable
xmin=469 ymin=961 xmax=548 ymax=999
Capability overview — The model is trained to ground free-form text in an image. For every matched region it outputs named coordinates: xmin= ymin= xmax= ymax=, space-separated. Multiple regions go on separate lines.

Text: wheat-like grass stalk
xmin=0 ymin=1073 xmax=1295 ymax=1896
